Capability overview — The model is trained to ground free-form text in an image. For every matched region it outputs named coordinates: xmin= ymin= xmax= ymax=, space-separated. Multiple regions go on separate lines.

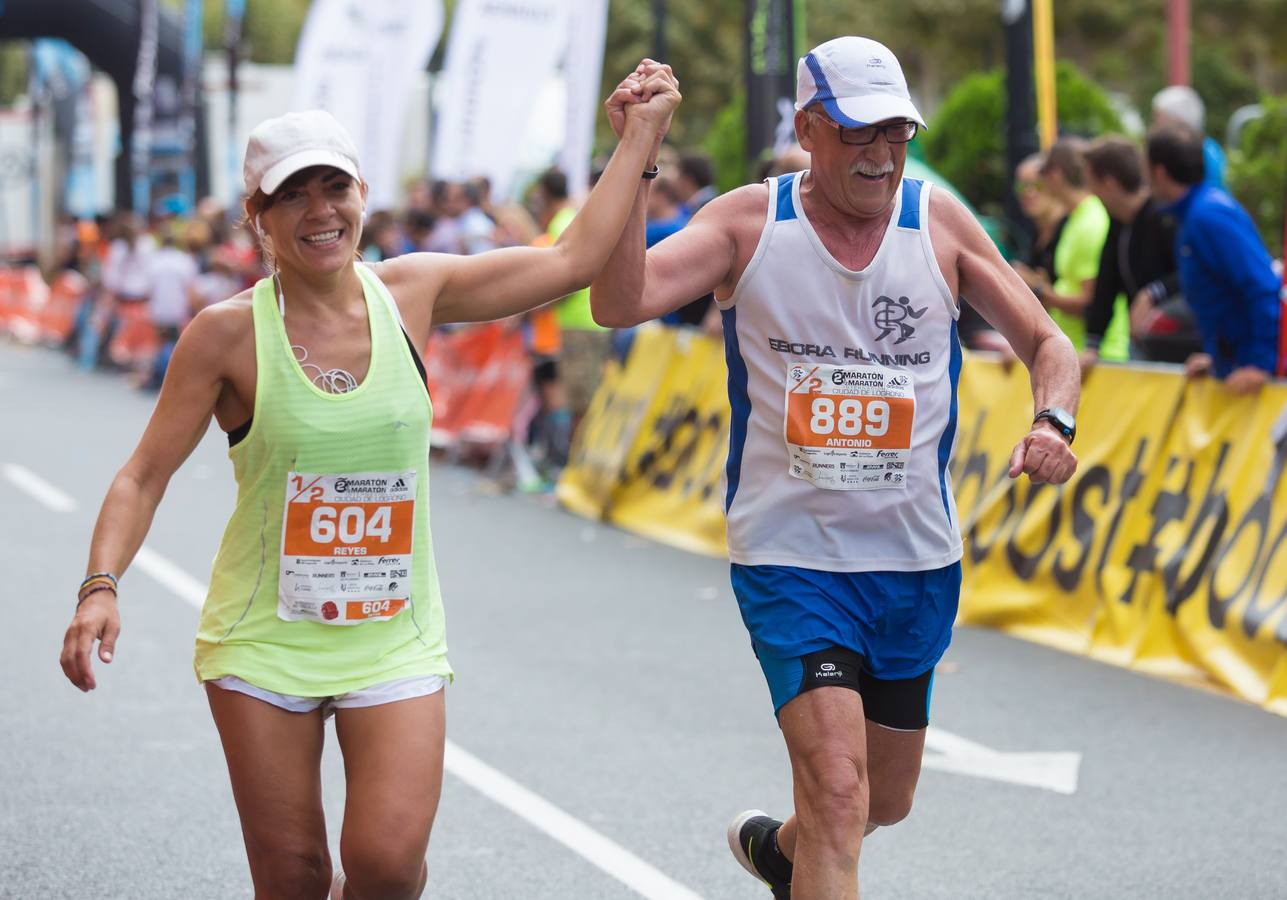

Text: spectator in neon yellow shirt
xmin=1020 ymin=140 xmax=1112 ymax=351
xmin=532 ymin=168 xmax=611 ymax=423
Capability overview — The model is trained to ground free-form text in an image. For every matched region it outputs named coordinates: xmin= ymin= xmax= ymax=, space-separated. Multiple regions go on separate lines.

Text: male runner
xmin=595 ymin=38 xmax=1079 ymax=899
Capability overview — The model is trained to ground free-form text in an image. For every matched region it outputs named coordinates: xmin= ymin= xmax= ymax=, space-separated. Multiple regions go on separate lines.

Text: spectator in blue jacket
xmin=1146 ymin=126 xmax=1280 ymax=394
xmin=1152 ymin=85 xmax=1226 ymax=190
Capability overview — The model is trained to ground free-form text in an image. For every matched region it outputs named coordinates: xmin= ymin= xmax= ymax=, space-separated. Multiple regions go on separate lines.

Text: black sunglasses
xmin=810 ymin=112 xmax=919 ymax=146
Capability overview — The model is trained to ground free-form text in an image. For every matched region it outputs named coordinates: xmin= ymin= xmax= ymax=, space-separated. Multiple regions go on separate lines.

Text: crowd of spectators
xmin=28 ymin=82 xmax=1286 ymax=495
xmin=37 ymin=151 xmax=732 ymax=488
xmin=964 ymin=85 xmax=1282 ymax=393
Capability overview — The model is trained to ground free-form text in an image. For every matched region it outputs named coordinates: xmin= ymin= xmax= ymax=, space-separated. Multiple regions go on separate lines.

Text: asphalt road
xmin=3 ymin=340 xmax=1286 ymax=900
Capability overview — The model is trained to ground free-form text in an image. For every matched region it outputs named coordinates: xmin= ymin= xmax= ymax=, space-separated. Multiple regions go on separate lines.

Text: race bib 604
xmin=277 ymin=471 xmax=416 ymax=625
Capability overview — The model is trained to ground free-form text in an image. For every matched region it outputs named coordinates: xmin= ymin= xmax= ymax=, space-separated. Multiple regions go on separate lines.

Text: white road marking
xmin=3 ymin=463 xmax=78 ymax=512
xmin=17 ymin=462 xmax=706 ymax=896
xmin=130 ymin=537 xmax=706 ymax=899
xmin=132 ymin=545 xmax=209 ymax=606
xmin=924 ymin=727 xmax=1081 ymax=795
xmin=445 ymin=742 xmax=705 ymax=900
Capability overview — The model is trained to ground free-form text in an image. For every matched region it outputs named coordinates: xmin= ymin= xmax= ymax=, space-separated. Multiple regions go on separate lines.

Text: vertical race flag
xmin=225 ymin=0 xmax=245 ymax=209
xmin=1002 ymin=0 xmax=1039 ymax=248
xmin=745 ymin=0 xmax=796 ymax=161
xmin=1031 ymin=0 xmax=1056 ymax=149
xmin=431 ymin=0 xmax=572 ymax=198
xmin=292 ymin=0 xmax=444 ymax=210
xmin=179 ymin=0 xmax=204 ymax=213
xmin=132 ymin=0 xmax=159 ymax=217
xmin=559 ymin=0 xmax=610 ymax=197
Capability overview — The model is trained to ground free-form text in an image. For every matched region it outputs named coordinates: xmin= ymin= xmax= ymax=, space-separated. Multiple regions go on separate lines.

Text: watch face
xmin=1049 ymin=408 xmax=1074 ymax=431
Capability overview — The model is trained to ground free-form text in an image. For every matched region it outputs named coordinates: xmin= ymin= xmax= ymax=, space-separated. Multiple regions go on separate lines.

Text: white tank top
xmin=718 ymin=172 xmax=963 ymax=572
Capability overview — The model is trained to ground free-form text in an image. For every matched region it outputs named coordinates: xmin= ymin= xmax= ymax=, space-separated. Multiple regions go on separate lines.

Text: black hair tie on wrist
xmin=642 ymin=165 xmax=660 ymax=180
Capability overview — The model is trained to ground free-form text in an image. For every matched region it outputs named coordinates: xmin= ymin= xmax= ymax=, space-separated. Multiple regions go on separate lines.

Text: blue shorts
xmin=730 ymin=562 xmax=961 ymax=724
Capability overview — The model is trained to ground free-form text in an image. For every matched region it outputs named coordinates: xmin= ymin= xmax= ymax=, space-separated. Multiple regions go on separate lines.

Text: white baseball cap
xmin=795 ymin=37 xmax=926 ymax=130
xmin=243 ymin=109 xmax=361 ymax=197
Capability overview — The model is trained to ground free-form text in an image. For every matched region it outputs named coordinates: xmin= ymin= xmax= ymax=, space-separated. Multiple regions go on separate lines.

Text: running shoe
xmin=727 ymin=809 xmax=791 ymax=898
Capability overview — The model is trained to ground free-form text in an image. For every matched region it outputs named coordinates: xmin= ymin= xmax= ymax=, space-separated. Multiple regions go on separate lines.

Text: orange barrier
xmin=423 ymin=323 xmax=531 ymax=448
xmin=41 ymin=270 xmax=89 ymax=344
xmin=0 ymin=266 xmax=51 ymax=344
xmin=106 ymin=299 xmax=159 ymax=368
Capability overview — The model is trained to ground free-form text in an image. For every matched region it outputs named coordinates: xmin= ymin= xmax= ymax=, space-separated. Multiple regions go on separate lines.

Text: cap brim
xmin=822 ymin=94 xmax=927 ymax=130
xmin=256 ymin=149 xmax=360 ymax=196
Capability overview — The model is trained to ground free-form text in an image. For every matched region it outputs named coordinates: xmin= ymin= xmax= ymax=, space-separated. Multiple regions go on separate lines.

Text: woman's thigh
xmin=334 ymin=691 xmax=446 ymax=871
xmin=205 ymin=683 xmax=331 ymax=891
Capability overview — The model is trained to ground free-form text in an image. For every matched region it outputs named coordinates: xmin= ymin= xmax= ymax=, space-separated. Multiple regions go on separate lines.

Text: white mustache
xmin=850 ymin=160 xmax=895 ymax=177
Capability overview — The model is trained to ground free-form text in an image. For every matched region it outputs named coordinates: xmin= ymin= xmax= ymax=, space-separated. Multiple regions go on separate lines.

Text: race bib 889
xmin=783 ymin=363 xmax=916 ymax=491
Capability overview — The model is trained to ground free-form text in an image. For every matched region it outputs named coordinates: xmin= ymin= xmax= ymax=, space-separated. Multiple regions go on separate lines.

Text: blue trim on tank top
xmin=775 ymin=173 xmax=798 ymax=222
xmin=898 ymin=179 xmax=923 ymax=230
xmin=722 ymin=307 xmax=753 ymax=511
xmin=936 ymin=319 xmax=962 ymax=523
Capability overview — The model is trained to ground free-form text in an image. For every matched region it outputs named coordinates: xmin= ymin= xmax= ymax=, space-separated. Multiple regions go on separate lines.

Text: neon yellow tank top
xmin=193 ymin=264 xmax=451 ymax=695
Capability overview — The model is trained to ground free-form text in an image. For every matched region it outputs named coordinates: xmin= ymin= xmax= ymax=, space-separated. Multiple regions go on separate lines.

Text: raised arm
xmin=930 ymin=190 xmax=1079 ymax=484
xmin=378 ymin=62 xmax=681 ymax=329
xmin=60 ymin=305 xmax=238 ymax=691
xmin=591 ymin=185 xmax=753 ymax=327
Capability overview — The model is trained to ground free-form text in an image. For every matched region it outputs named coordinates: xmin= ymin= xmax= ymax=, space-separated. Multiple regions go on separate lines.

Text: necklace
xmin=275 ymin=274 xmax=360 ymax=394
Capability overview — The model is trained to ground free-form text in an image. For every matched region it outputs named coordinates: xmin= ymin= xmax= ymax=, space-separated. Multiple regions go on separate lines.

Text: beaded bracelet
xmin=78 ymin=576 xmax=117 ymax=598
xmin=77 ymin=584 xmax=117 ymax=607
xmin=80 ymin=571 xmax=119 ymax=593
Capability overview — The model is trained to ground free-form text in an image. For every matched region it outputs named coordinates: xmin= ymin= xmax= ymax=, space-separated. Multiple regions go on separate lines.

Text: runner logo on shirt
xmin=872 ymin=295 xmax=927 ymax=344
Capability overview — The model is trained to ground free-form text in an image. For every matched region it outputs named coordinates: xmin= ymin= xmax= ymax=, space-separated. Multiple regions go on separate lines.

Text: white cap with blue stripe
xmin=795 ymin=37 xmax=927 ymax=130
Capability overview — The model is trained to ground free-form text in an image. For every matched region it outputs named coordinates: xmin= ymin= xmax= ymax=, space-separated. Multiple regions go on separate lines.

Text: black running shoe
xmin=727 ymin=809 xmax=791 ymax=898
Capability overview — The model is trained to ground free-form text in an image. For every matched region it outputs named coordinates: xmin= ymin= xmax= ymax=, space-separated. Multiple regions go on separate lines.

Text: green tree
xmin=700 ymin=91 xmax=748 ymax=193
xmin=921 ymin=62 xmax=1122 ymax=216
xmin=1227 ymin=93 xmax=1287 ymax=253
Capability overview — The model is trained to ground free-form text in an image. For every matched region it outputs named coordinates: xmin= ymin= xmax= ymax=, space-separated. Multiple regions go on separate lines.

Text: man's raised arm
xmin=591 ymin=190 xmax=745 ymax=328
xmin=591 ymin=62 xmax=746 ymax=328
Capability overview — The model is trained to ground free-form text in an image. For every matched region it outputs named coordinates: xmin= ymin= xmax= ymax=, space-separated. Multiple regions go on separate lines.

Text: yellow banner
xmin=607 ymin=330 xmax=729 ymax=557
xmin=952 ymin=360 xmax=1186 ymax=655
xmin=1092 ymin=377 xmax=1287 ymax=710
xmin=561 ymin=338 xmax=1287 ymax=715
xmin=557 ymin=326 xmax=677 ymax=520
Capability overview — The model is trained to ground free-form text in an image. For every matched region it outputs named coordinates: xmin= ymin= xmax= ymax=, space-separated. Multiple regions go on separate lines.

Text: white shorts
xmin=208 ymin=673 xmax=447 ymax=718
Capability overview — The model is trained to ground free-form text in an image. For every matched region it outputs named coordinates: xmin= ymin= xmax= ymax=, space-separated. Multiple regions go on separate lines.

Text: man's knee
xmin=868 ymin=784 xmax=916 ymax=827
xmin=245 ymin=840 xmax=331 ymax=899
xmin=794 ymin=750 xmax=871 ymax=838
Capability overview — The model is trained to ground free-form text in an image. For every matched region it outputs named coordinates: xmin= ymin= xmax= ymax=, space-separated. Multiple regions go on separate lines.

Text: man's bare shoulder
xmin=692 ymin=182 xmax=770 ymax=231
xmin=927 ymin=187 xmax=988 ymax=248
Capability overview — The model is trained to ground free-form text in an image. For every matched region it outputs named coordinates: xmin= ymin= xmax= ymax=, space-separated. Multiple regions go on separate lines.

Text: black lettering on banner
xmin=1205 ymin=431 xmax=1287 ymax=635
xmin=950 ymin=409 xmax=1016 ymax=565
xmin=1005 ymin=482 xmax=1061 ymax=581
xmin=1092 ymin=438 xmax=1149 ymax=594
xmin=1243 ymin=517 xmax=1287 ymax=640
xmin=567 ymin=375 xmax=650 ymax=485
xmin=1120 ymin=455 xmax=1191 ymax=606
xmin=948 ymin=410 xmax=990 ymax=520
xmin=970 ymin=481 xmax=1018 ymax=566
xmin=625 ymin=395 xmax=728 ymax=502
xmin=1053 ymin=465 xmax=1111 ymax=592
xmin=1206 ymin=491 xmax=1262 ymax=629
xmin=1162 ymin=442 xmax=1232 ymax=616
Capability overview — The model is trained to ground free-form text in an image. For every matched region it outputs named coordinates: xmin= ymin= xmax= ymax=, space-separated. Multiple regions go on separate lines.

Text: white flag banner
xmin=559 ymin=0 xmax=609 ymax=197
xmin=291 ymin=0 xmax=443 ymax=209
xmin=431 ymin=0 xmax=572 ymax=198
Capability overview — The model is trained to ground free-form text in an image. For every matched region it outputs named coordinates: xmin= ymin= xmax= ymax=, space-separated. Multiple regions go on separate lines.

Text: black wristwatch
xmin=1033 ymin=407 xmax=1076 ymax=444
